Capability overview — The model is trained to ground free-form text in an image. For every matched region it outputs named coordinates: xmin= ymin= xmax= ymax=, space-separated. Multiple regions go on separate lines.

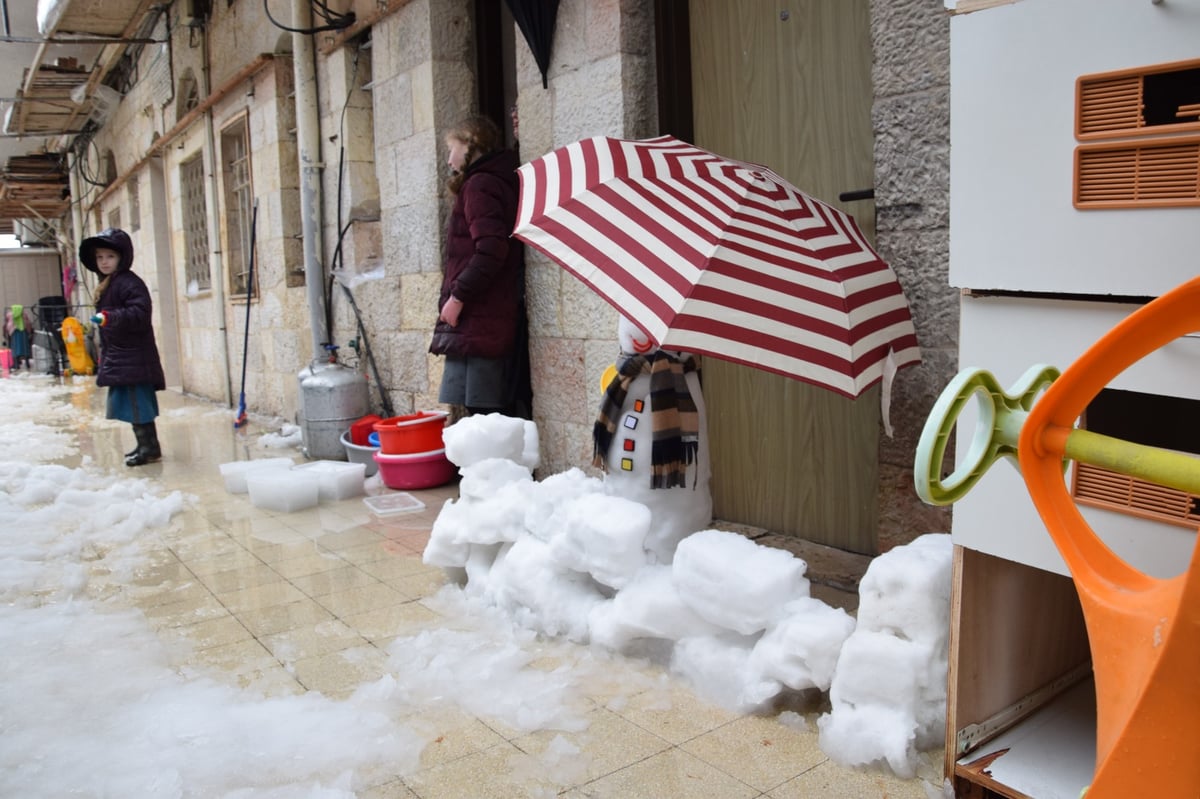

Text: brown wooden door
xmin=688 ymin=0 xmax=879 ymax=553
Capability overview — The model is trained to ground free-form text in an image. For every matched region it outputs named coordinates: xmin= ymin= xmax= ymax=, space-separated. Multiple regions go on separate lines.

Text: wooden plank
xmin=950 ymin=548 xmax=1091 ymax=755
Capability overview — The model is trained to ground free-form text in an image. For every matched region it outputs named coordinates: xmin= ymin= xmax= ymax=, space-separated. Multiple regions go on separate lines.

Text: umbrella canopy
xmin=513 ymin=135 xmax=921 ymax=399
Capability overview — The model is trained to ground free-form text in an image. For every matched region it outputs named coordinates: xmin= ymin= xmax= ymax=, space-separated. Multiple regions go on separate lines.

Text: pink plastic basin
xmin=372 ymin=447 xmax=457 ymax=490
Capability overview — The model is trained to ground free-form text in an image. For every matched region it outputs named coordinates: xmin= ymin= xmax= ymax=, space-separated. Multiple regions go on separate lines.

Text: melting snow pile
xmin=425 ymin=413 xmax=954 ymax=777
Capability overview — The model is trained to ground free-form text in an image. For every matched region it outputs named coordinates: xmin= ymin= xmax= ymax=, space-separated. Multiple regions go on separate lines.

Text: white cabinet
xmin=945 ymin=1 xmax=1200 ymax=796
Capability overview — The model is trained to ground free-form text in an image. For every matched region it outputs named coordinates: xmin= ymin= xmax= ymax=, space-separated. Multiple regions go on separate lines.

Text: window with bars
xmin=181 ymin=154 xmax=211 ymax=293
xmin=107 ymin=208 xmax=121 ymax=231
xmin=1074 ymin=59 xmax=1200 ymax=209
xmin=221 ymin=117 xmax=256 ymax=299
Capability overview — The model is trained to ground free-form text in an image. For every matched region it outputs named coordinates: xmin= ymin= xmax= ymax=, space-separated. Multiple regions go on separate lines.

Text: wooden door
xmin=688 ymin=0 xmax=879 ymax=553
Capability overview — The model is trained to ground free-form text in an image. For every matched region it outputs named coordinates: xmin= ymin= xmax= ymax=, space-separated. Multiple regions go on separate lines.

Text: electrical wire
xmin=262 ymin=0 xmax=355 ymax=34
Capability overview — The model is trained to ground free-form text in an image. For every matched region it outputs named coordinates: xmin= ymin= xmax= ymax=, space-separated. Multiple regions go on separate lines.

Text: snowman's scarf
xmin=593 ymin=351 xmax=699 ymax=489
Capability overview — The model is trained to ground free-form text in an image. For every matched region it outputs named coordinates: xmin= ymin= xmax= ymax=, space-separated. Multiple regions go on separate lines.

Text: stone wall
xmin=870 ymin=0 xmax=956 ymax=549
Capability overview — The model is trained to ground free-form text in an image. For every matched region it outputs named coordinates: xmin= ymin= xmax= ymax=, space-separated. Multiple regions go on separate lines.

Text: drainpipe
xmin=292 ymin=0 xmax=328 ymax=359
xmin=201 ymin=22 xmax=233 ymax=407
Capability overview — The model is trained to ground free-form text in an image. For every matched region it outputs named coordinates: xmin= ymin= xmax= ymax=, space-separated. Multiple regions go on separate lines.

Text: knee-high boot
xmin=126 ymin=422 xmax=162 ymax=467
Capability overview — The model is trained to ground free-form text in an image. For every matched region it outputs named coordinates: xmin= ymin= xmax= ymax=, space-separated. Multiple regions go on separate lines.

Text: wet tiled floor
xmin=29 ymin=376 xmax=944 ymax=798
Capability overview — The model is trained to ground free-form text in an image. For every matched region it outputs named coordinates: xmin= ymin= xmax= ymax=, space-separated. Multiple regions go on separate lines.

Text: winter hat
xmin=79 ymin=228 xmax=135 ymax=275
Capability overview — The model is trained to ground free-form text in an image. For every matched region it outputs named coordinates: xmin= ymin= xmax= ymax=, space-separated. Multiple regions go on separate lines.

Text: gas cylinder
xmin=298 ymin=360 xmax=368 ymax=460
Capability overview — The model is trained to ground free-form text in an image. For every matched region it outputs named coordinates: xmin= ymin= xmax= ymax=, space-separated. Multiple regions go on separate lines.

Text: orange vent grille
xmin=1078 ymin=76 xmax=1143 ymax=136
xmin=1075 ymin=138 xmax=1200 ymax=207
xmin=1073 ymin=462 xmax=1200 ymax=529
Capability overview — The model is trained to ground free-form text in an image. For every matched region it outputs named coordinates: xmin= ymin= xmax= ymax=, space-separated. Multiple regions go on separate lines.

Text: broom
xmin=234 ymin=200 xmax=258 ymax=428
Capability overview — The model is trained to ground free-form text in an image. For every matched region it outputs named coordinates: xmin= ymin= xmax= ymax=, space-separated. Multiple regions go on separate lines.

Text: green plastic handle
xmin=914 ymin=364 xmax=1061 ymax=506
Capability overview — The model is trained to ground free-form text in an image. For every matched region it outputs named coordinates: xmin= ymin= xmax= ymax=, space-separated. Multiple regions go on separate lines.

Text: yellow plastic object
xmin=600 ymin=363 xmax=617 ymax=395
xmin=913 ymin=364 xmax=1059 ymax=505
xmin=1017 ymin=276 xmax=1200 ymax=798
xmin=60 ymin=316 xmax=95 ymax=375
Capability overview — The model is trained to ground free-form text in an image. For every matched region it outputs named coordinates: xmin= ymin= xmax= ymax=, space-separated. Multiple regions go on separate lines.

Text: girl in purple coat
xmin=80 ymin=228 xmax=167 ymax=467
xmin=430 ymin=115 xmax=532 ymax=418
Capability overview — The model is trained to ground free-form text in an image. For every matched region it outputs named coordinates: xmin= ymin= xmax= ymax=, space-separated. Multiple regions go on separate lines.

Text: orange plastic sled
xmin=61 ymin=316 xmax=94 ymax=375
xmin=1018 ymin=276 xmax=1200 ymax=798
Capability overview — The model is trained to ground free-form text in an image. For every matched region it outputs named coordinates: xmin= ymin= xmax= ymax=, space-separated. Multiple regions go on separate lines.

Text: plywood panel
xmin=950 ymin=548 xmax=1091 ymax=752
xmin=689 ymin=0 xmax=879 ymax=552
xmin=0 ymin=251 xmax=63 ymax=312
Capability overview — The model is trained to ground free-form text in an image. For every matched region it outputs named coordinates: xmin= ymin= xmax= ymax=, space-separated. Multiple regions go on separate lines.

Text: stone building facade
xmin=68 ymin=0 xmax=954 ymax=552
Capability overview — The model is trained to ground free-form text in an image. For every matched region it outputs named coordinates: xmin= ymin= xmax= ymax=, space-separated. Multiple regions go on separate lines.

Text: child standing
xmin=80 ymin=228 xmax=166 ymax=467
xmin=4 ymin=304 xmax=33 ymax=369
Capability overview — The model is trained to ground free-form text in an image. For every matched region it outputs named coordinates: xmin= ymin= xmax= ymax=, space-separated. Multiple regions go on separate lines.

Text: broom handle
xmin=238 ymin=201 xmax=258 ymax=395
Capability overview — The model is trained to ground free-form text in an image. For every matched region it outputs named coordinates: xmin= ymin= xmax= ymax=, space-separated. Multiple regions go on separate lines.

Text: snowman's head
xmin=617 ymin=315 xmax=657 ymax=356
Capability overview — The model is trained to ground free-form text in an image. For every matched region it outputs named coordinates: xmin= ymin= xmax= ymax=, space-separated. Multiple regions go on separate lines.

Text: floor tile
xmin=315 ymin=582 xmax=408 ymax=618
xmin=215 ymin=579 xmax=310 ymax=614
xmin=512 ymin=706 xmax=672 ymax=785
xmin=767 ymin=758 xmax=938 ymax=799
xmin=614 ymin=681 xmax=743 ymax=745
xmin=339 ymin=600 xmax=442 ymax=642
xmin=195 ymin=561 xmax=288 ymax=595
xmin=680 ymin=714 xmax=828 ymax=792
xmin=236 ymin=597 xmax=336 ymax=637
xmin=140 ymin=593 xmax=231 ymax=628
xmin=408 ymin=709 xmax=511 ymax=770
xmin=290 ymin=643 xmax=390 ymax=695
xmin=259 ymin=618 xmax=370 ymax=663
xmin=161 ymin=613 xmax=255 ymax=652
xmin=269 ymin=550 xmax=351 ymax=580
xmin=357 ymin=780 xmax=421 ymax=799
xmin=404 ymin=742 xmax=544 ymax=799
xmin=571 ymin=746 xmax=760 ymax=799
xmin=288 ymin=564 xmax=384 ymax=597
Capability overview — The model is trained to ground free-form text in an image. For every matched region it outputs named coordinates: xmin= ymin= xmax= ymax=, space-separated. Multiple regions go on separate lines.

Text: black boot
xmin=126 ymin=422 xmax=162 ymax=467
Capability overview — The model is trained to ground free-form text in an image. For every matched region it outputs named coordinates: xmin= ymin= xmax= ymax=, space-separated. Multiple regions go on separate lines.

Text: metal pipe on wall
xmin=292 ymin=0 xmax=328 ymax=360
xmin=200 ymin=21 xmax=233 ymax=407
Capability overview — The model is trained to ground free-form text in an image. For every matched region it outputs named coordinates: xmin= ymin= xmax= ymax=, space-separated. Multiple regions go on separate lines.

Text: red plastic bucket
xmin=373 ymin=410 xmax=448 ymax=455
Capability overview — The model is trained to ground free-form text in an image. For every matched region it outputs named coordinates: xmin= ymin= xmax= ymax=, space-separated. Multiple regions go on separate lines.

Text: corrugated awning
xmin=0 ymin=0 xmax=153 ymax=230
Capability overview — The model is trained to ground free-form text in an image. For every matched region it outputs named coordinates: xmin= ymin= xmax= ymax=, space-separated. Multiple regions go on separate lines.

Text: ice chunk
xmin=672 ymin=529 xmax=810 ymax=635
xmin=551 ymin=494 xmax=652 ymax=590
xmin=443 ymin=414 xmax=531 ymax=468
xmin=817 ymin=533 xmax=953 ymax=778
xmin=484 ymin=537 xmax=606 ymax=642
xmin=459 ymin=458 xmax=533 ymax=501
xmin=671 ymin=634 xmax=780 ymax=713
xmin=523 ymin=468 xmax=604 ymax=542
xmin=587 ymin=565 xmax=723 ymax=650
xmin=748 ymin=596 xmax=855 ymax=692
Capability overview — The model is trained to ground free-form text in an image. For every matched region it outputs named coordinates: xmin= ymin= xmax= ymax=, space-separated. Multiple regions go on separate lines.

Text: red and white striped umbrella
xmin=513 ymin=135 xmax=921 ymax=399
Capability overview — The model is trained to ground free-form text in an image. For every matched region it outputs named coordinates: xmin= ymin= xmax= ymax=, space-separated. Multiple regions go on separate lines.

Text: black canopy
xmin=504 ymin=0 xmax=559 ymax=88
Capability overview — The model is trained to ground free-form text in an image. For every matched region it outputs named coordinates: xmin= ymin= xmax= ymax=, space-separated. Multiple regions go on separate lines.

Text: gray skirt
xmin=438 ymin=354 xmax=509 ymax=410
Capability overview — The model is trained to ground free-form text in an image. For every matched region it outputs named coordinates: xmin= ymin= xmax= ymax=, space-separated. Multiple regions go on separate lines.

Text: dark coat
xmin=80 ymin=229 xmax=167 ymax=390
xmin=429 ymin=149 xmax=525 ymax=359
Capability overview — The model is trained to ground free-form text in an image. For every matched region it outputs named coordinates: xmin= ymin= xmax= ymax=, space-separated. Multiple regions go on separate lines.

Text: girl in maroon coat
xmin=80 ymin=228 xmax=167 ymax=467
xmin=430 ymin=115 xmax=532 ymax=418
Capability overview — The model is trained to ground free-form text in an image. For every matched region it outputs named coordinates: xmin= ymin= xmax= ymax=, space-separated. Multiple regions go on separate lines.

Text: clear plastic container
xmin=363 ymin=492 xmax=426 ymax=517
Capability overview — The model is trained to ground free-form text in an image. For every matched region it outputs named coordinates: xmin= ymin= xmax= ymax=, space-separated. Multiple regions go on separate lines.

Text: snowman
xmin=594 ymin=315 xmax=713 ymax=563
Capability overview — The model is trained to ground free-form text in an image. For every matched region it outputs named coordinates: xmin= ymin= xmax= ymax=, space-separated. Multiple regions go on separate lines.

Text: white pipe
xmin=292 ymin=0 xmax=328 ymax=360
xmin=200 ymin=23 xmax=233 ymax=407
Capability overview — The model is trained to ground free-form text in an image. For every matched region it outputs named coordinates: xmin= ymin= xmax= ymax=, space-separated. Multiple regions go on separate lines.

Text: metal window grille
xmin=222 ymin=121 xmax=255 ymax=299
xmin=181 ymin=154 xmax=211 ymax=292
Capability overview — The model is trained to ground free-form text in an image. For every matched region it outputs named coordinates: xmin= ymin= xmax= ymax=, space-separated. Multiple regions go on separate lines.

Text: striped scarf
xmin=593 ymin=351 xmax=700 ymax=489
